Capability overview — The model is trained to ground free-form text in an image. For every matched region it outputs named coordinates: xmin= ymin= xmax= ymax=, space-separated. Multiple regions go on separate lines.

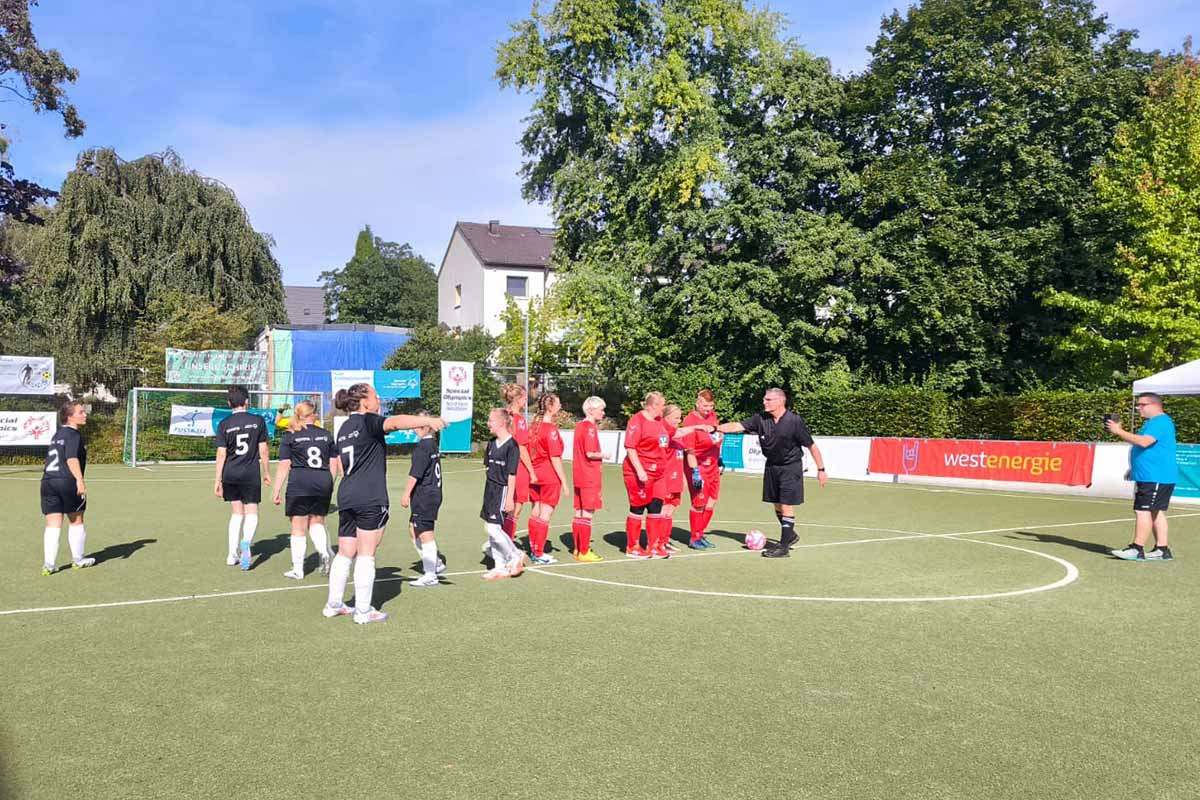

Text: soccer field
xmin=1 ymin=461 xmax=1197 ymax=800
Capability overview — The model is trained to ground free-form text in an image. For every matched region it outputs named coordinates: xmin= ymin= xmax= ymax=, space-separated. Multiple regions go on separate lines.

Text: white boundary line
xmin=5 ymin=512 xmax=1186 ymax=616
xmin=0 ymin=466 xmax=488 ymax=482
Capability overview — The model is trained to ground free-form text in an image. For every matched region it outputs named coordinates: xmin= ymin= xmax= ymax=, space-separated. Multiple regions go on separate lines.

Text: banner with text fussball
xmin=439 ymin=361 xmax=473 ymax=453
xmin=868 ymin=438 xmax=1095 ymax=486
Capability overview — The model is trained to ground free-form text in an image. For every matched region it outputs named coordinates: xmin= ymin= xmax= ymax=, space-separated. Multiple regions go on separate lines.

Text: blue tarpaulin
xmin=289 ymin=329 xmax=413 ymax=399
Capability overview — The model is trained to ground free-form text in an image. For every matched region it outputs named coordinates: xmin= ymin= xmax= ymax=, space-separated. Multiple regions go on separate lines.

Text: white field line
xmin=0 ymin=467 xmax=488 ymax=482
xmin=1 ymin=513 xmax=1181 ymax=616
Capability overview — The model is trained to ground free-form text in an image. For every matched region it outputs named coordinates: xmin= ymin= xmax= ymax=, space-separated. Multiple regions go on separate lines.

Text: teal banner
xmin=385 ymin=429 xmax=419 ymax=445
xmin=374 ymin=370 xmax=421 ymax=399
xmin=1176 ymin=444 xmax=1200 ymax=498
xmin=721 ymin=433 xmax=744 ymax=470
xmin=211 ymin=407 xmax=277 ymax=437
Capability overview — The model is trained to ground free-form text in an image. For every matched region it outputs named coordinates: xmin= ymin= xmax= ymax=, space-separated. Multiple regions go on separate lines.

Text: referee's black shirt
xmin=739 ymin=410 xmax=815 ymax=466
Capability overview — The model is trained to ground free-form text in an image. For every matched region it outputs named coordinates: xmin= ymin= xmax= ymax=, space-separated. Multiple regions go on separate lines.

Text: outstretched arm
xmin=384 ymin=414 xmax=447 ymax=433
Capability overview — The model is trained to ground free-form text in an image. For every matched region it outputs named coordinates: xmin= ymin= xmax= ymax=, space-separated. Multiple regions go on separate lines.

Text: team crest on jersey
xmin=658 ymin=434 xmax=669 ymax=447
xmin=710 ymin=432 xmax=721 ymax=443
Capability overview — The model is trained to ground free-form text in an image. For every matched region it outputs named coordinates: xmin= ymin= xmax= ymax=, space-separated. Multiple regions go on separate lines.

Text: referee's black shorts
xmin=763 ymin=463 xmax=805 ymax=505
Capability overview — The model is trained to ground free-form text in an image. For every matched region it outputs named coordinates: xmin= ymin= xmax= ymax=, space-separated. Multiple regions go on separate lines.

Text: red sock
xmin=647 ymin=515 xmax=663 ymax=549
xmin=660 ymin=515 xmax=674 ymax=548
xmin=689 ymin=508 xmax=705 ymax=541
xmin=530 ymin=518 xmax=548 ymax=557
xmin=575 ymin=518 xmax=591 ymax=554
xmin=502 ymin=512 xmax=517 ymax=540
xmin=701 ymin=508 xmax=714 ymax=533
xmin=625 ymin=514 xmax=643 ymax=550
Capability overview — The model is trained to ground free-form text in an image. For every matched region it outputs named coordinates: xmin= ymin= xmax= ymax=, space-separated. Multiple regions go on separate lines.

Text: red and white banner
xmin=868 ymin=438 xmax=1095 ymax=486
xmin=0 ymin=411 xmax=55 ymax=446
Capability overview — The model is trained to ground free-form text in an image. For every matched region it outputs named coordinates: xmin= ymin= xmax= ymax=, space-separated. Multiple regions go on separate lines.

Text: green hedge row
xmin=791 ymin=389 xmax=1200 ymax=443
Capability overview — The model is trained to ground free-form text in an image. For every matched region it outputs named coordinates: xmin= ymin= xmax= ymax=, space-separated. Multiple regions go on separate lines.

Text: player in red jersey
xmin=571 ymin=396 xmax=607 ymax=562
xmin=528 ymin=392 xmax=567 ymax=564
xmin=501 ymin=383 xmax=535 ymax=543
xmin=657 ymin=404 xmax=717 ymax=555
xmin=683 ymin=389 xmax=722 ymax=549
xmin=623 ymin=392 xmax=671 ymax=558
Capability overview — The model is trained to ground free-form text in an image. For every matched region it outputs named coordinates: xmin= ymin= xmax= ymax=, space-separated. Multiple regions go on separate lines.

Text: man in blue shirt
xmin=1105 ymin=392 xmax=1177 ymax=561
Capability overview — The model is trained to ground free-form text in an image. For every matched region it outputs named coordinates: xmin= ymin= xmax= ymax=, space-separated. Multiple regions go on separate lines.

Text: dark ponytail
xmin=334 ymin=382 xmax=371 ymax=412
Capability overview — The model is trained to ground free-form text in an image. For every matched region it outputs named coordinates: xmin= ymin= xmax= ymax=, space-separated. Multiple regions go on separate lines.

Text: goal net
xmin=123 ymin=387 xmax=325 ymax=466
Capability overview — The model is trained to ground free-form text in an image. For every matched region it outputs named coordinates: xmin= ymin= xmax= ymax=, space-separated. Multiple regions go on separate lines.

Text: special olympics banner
xmin=0 ymin=411 xmax=55 ymax=446
xmin=439 ymin=361 xmax=473 ymax=453
xmin=166 ymin=348 xmax=267 ymax=385
xmin=332 ymin=415 xmax=417 ymax=445
xmin=868 ymin=438 xmax=1095 ymax=486
xmin=331 ymin=370 xmax=421 ymax=399
xmin=0 ymin=355 xmax=54 ymax=395
xmin=721 ymin=433 xmax=745 ymax=470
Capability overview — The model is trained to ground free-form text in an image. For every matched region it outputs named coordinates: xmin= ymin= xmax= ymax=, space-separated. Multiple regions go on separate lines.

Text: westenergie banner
xmin=439 ymin=361 xmax=473 ymax=453
xmin=868 ymin=438 xmax=1095 ymax=486
xmin=166 ymin=348 xmax=267 ymax=385
xmin=0 ymin=355 xmax=54 ymax=395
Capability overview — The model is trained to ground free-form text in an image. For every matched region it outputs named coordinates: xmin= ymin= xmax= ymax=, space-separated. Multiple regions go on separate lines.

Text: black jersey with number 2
xmin=43 ymin=426 xmax=86 ymax=481
xmin=336 ymin=412 xmax=388 ymax=509
xmin=480 ymin=436 xmax=519 ymax=523
xmin=279 ymin=426 xmax=335 ymax=497
xmin=217 ymin=411 xmax=268 ymax=483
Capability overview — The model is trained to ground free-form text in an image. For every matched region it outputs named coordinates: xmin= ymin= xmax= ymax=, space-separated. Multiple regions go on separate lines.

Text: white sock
xmin=487 ymin=523 xmax=517 ymax=564
xmin=227 ymin=514 xmax=243 ymax=555
xmin=353 ymin=555 xmax=376 ymax=613
xmin=308 ymin=523 xmax=329 ymax=557
xmin=419 ymin=540 xmax=438 ymax=577
xmin=290 ymin=535 xmax=306 ymax=573
xmin=43 ymin=527 xmax=61 ymax=567
xmin=68 ymin=524 xmax=86 ymax=562
xmin=242 ymin=513 xmax=258 ymax=544
xmin=326 ymin=554 xmax=352 ymax=607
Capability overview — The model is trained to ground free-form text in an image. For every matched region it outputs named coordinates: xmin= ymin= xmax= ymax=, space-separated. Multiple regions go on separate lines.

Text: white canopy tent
xmin=1132 ymin=360 xmax=1200 ymax=395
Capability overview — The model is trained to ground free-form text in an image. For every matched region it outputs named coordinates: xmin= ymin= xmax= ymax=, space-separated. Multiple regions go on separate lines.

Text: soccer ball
xmin=745 ymin=530 xmax=766 ymax=550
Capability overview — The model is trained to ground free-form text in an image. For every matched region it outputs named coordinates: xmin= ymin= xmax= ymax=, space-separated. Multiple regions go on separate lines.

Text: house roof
xmin=283 ymin=285 xmax=325 ymax=325
xmin=454 ymin=221 xmax=556 ymax=269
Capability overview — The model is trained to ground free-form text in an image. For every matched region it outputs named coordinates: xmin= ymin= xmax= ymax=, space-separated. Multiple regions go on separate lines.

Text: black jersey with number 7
xmin=336 ymin=412 xmax=389 ymax=510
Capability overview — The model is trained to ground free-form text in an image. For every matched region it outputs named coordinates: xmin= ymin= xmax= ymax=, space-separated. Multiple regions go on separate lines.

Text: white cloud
xmin=167 ymin=98 xmax=551 ymax=285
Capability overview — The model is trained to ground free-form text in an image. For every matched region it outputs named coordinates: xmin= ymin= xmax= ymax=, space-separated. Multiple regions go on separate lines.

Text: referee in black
xmin=719 ymin=387 xmax=826 ymax=557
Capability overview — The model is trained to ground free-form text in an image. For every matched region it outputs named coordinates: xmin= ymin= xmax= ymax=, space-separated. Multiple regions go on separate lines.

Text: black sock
xmin=780 ymin=516 xmax=796 ymax=547
xmin=1130 ymin=543 xmax=1144 ymax=552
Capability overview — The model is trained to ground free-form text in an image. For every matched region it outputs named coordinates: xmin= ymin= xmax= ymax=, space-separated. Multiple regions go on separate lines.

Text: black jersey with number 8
xmin=279 ymin=426 xmax=335 ymax=497
xmin=336 ymin=412 xmax=388 ymax=509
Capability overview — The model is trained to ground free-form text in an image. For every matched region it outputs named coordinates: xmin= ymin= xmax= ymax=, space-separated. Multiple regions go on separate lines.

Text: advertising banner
xmin=1175 ymin=444 xmax=1200 ymax=499
xmin=0 ymin=411 xmax=55 ymax=446
xmin=332 ymin=415 xmax=417 ymax=445
xmin=165 ymin=348 xmax=268 ymax=385
xmin=0 ymin=355 xmax=54 ymax=395
xmin=439 ymin=361 xmax=473 ymax=453
xmin=721 ymin=433 xmax=745 ymax=470
xmin=168 ymin=406 xmax=276 ymax=437
xmin=868 ymin=438 xmax=1095 ymax=486
xmin=330 ymin=370 xmax=421 ymax=400
xmin=558 ymin=429 xmax=623 ymax=464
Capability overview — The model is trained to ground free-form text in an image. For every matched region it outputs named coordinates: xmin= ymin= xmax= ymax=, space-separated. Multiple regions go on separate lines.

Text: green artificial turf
xmin=1 ymin=462 xmax=1197 ymax=800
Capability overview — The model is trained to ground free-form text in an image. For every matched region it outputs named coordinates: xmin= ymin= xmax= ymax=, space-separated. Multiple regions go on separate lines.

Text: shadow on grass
xmin=249 ymin=533 xmax=291 ymax=570
xmin=89 ymin=538 xmax=157 ymax=565
xmin=1008 ymin=530 xmax=1114 ymax=555
xmin=372 ymin=566 xmax=404 ymax=610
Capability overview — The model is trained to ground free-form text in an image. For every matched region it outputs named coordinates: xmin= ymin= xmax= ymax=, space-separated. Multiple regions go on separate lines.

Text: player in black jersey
xmin=40 ymin=399 xmax=95 ymax=574
xmin=400 ymin=414 xmax=444 ymax=587
xmin=322 ymin=382 xmax=445 ymax=624
xmin=272 ymin=400 xmax=338 ymax=580
xmin=214 ymin=386 xmax=271 ymax=570
xmin=480 ymin=408 xmax=525 ymax=581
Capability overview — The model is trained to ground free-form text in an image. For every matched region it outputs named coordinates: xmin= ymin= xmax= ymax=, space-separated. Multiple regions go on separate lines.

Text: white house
xmin=437 ymin=220 xmax=556 ymax=336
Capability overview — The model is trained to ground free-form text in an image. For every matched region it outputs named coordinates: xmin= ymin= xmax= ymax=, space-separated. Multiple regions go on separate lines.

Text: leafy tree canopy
xmin=321 ymin=225 xmax=437 ymax=328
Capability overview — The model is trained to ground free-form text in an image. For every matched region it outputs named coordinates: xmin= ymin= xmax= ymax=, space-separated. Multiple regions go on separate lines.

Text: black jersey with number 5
xmin=279 ymin=426 xmax=335 ymax=498
xmin=43 ymin=426 xmax=86 ymax=482
xmin=217 ymin=411 xmax=268 ymax=483
xmin=480 ymin=436 xmax=519 ymax=523
xmin=336 ymin=412 xmax=388 ymax=509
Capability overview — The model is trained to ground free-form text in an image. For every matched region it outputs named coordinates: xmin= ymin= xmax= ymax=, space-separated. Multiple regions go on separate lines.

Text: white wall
xmin=437 ymin=229 xmax=486 ymax=331
xmin=481 ymin=266 xmax=556 ymax=337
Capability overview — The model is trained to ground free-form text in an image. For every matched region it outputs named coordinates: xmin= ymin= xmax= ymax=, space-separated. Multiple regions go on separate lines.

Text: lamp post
xmin=517 ymin=296 xmax=531 ymax=424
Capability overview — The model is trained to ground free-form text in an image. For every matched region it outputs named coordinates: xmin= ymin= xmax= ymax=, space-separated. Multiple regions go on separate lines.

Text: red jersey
xmin=573 ymin=419 xmax=603 ymax=489
xmin=661 ymin=420 xmax=686 ymax=493
xmin=513 ymin=413 xmax=532 ymax=480
xmin=684 ymin=409 xmax=722 ymax=471
xmin=624 ymin=412 xmax=670 ymax=476
xmin=529 ymin=420 xmax=564 ymax=485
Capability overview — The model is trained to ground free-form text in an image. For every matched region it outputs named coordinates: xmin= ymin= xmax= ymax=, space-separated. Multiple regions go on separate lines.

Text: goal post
xmin=123 ymin=387 xmax=325 ymax=467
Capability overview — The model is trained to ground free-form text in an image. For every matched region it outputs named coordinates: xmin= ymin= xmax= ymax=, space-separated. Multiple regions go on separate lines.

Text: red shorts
xmin=573 ymin=486 xmax=603 ymax=511
xmin=623 ymin=464 xmax=661 ymax=507
xmin=514 ymin=466 xmax=531 ymax=504
xmin=687 ymin=468 xmax=721 ymax=506
xmin=530 ymin=480 xmax=561 ymax=507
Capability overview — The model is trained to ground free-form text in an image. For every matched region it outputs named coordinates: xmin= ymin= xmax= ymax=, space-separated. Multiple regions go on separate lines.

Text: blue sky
xmin=8 ymin=0 xmax=1195 ymax=284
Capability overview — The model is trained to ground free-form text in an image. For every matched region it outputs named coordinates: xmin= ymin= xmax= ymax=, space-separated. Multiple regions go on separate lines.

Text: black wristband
xmin=817 ymin=468 xmax=826 ymax=472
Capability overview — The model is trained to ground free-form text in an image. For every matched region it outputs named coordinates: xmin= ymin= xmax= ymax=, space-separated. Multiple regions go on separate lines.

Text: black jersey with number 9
xmin=336 ymin=412 xmax=388 ymax=509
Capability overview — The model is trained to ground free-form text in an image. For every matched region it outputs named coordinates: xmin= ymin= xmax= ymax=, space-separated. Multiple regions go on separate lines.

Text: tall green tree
xmin=133 ymin=292 xmax=256 ymax=385
xmin=498 ymin=0 xmax=878 ymax=412
xmin=845 ymin=0 xmax=1152 ymax=392
xmin=1044 ymin=45 xmax=1200 ymax=380
xmin=321 ymin=226 xmax=437 ymax=327
xmin=20 ymin=148 xmax=285 ymax=387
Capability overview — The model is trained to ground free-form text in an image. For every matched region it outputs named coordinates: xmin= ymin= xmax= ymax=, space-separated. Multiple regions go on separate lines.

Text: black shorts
xmin=410 ymin=516 xmax=436 ymax=533
xmin=41 ymin=479 xmax=87 ymax=515
xmin=763 ymin=463 xmax=805 ymax=505
xmin=338 ymin=506 xmax=390 ymax=539
xmin=285 ymin=495 xmax=331 ymax=518
xmin=222 ymin=481 xmax=261 ymax=504
xmin=1134 ymin=482 xmax=1174 ymax=512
